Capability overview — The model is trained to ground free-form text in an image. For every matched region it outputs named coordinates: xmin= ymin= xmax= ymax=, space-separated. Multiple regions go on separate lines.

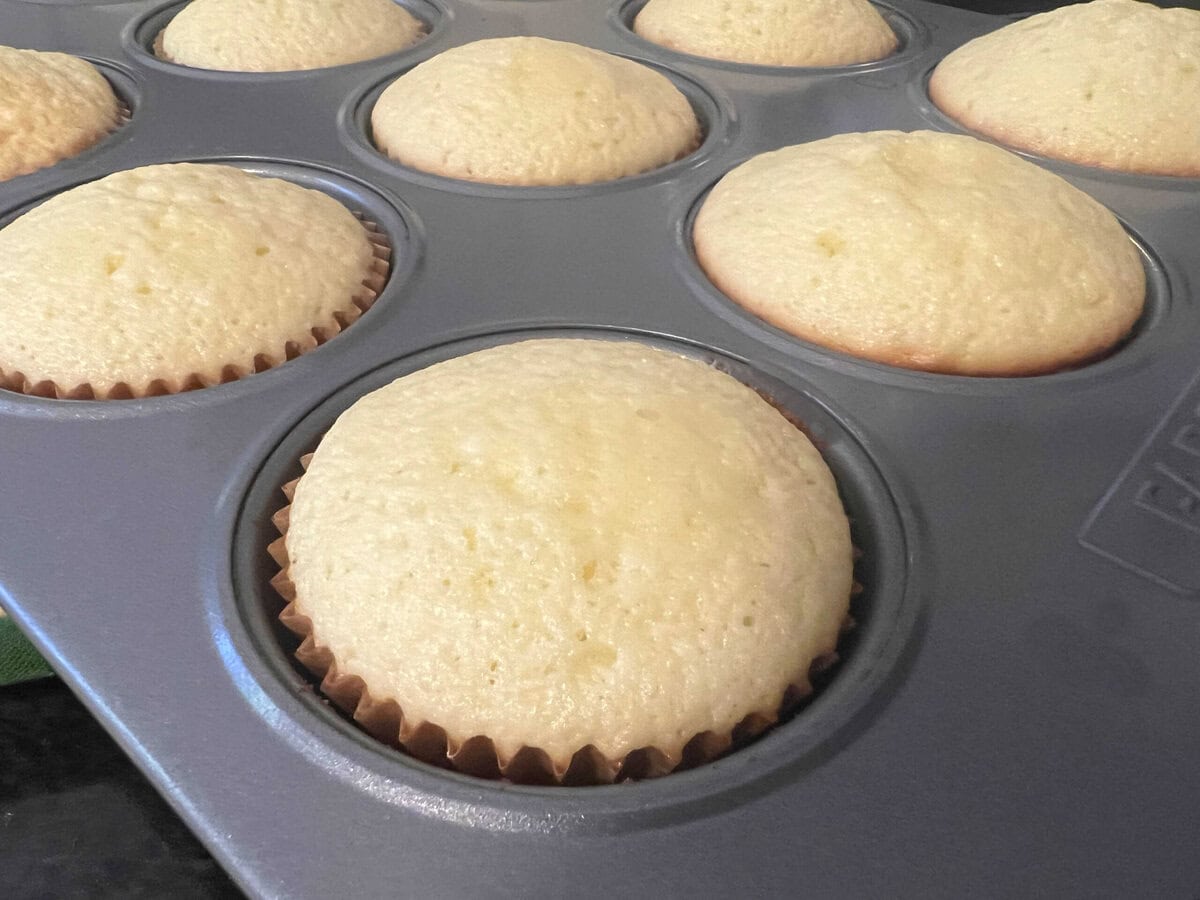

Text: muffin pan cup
xmin=1 ymin=1 xmax=1198 ymax=897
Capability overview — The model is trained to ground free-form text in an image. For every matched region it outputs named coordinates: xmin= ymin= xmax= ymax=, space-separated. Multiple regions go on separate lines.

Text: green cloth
xmin=0 ymin=616 xmax=54 ymax=685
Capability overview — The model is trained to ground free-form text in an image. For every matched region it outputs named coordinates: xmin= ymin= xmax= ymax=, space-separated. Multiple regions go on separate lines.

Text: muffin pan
xmin=1 ymin=0 xmax=1198 ymax=896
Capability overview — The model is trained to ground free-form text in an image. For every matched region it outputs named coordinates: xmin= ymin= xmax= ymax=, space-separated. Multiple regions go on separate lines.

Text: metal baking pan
xmin=1 ymin=0 xmax=1197 ymax=895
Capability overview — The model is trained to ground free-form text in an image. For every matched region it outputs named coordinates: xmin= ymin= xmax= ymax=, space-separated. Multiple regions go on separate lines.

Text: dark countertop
xmin=1 ymin=678 xmax=241 ymax=900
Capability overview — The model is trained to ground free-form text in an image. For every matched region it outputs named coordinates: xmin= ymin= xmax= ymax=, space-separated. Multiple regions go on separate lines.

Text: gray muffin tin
xmin=2 ymin=0 xmax=1198 ymax=896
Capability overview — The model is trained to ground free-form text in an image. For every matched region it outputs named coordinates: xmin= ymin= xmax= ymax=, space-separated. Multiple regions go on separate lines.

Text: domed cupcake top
xmin=279 ymin=338 xmax=853 ymax=781
xmin=160 ymin=0 xmax=424 ymax=72
xmin=0 ymin=46 xmax=120 ymax=182
xmin=371 ymin=37 xmax=701 ymax=186
xmin=0 ymin=163 xmax=383 ymax=398
xmin=929 ymin=0 xmax=1200 ymax=176
xmin=694 ymin=130 xmax=1145 ymax=375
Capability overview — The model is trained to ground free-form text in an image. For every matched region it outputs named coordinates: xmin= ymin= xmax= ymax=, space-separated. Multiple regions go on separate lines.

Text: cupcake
xmin=929 ymin=0 xmax=1200 ymax=176
xmin=634 ymin=0 xmax=897 ymax=67
xmin=0 ymin=163 xmax=388 ymax=399
xmin=370 ymin=37 xmax=701 ymax=186
xmin=0 ymin=46 xmax=121 ymax=182
xmin=271 ymin=338 xmax=853 ymax=784
xmin=693 ymin=130 xmax=1145 ymax=376
xmin=158 ymin=0 xmax=424 ymax=73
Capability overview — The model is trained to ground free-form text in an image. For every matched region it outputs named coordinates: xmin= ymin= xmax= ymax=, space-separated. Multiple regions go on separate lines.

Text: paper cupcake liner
xmin=91 ymin=94 xmax=133 ymax=155
xmin=269 ymin=453 xmax=860 ymax=786
xmin=115 ymin=95 xmax=133 ymax=131
xmin=0 ymin=217 xmax=391 ymax=400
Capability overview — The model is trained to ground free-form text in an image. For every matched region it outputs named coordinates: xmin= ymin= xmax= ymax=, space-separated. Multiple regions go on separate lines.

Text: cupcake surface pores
xmin=281 ymin=339 xmax=853 ymax=780
xmin=0 ymin=46 xmax=120 ymax=182
xmin=371 ymin=37 xmax=701 ymax=186
xmin=929 ymin=0 xmax=1200 ymax=176
xmin=694 ymin=130 xmax=1145 ymax=376
xmin=0 ymin=163 xmax=380 ymax=398
xmin=160 ymin=0 xmax=424 ymax=72
xmin=634 ymin=0 xmax=897 ymax=67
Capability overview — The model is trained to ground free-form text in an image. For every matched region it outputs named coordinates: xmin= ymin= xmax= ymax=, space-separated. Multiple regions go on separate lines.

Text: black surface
xmin=0 ymin=678 xmax=241 ymax=900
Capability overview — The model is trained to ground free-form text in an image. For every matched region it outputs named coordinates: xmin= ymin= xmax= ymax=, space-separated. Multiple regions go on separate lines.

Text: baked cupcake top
xmin=634 ymin=0 xmax=897 ymax=67
xmin=371 ymin=37 xmax=700 ymax=186
xmin=0 ymin=163 xmax=381 ymax=399
xmin=929 ymin=0 xmax=1200 ymax=176
xmin=0 ymin=46 xmax=120 ymax=182
xmin=159 ymin=0 xmax=424 ymax=72
xmin=694 ymin=130 xmax=1145 ymax=376
xmin=282 ymin=338 xmax=852 ymax=778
